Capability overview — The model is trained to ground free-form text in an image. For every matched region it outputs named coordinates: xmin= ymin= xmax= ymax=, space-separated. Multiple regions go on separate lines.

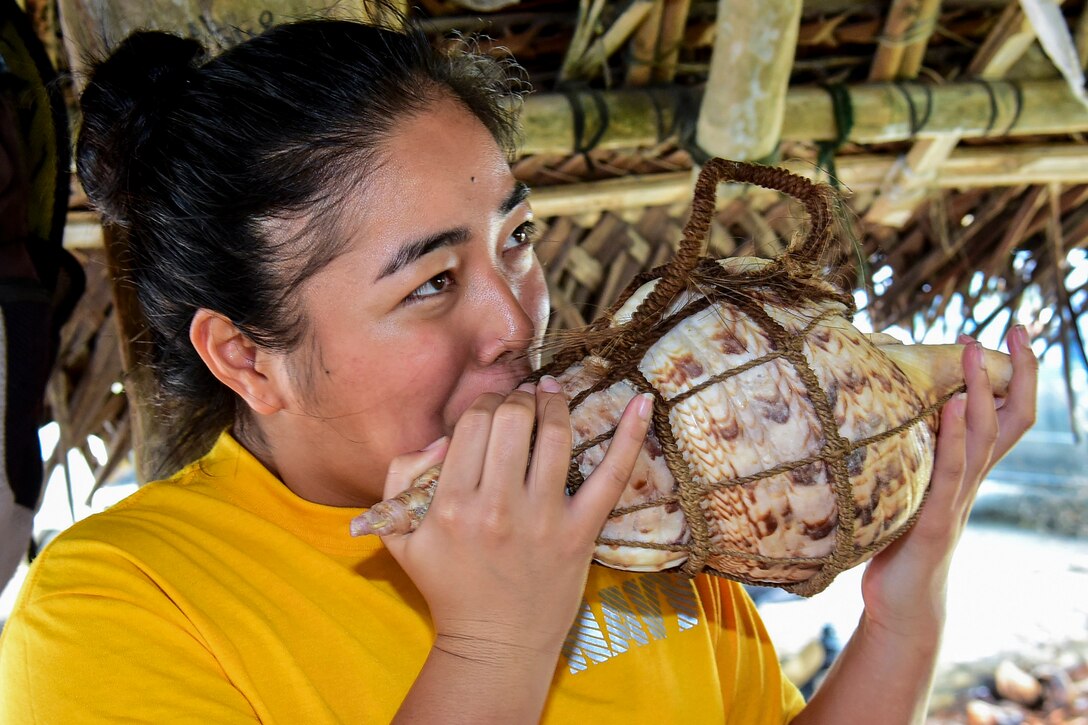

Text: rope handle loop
xmin=630 ymin=158 xmax=838 ymax=326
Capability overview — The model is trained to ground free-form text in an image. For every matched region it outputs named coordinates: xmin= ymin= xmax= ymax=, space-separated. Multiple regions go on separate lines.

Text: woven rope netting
xmin=530 ymin=159 xmax=955 ymax=596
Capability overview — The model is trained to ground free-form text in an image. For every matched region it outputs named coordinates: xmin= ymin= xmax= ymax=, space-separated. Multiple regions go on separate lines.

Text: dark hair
xmin=77 ymin=19 xmax=524 ymax=477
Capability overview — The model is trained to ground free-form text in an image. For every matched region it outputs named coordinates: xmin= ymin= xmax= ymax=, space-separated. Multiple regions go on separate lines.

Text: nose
xmin=474 ymin=267 xmax=537 ymax=368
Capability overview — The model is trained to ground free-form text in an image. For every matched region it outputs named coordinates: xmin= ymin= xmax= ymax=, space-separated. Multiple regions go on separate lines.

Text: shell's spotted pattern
xmin=558 ymin=290 xmax=937 ymax=593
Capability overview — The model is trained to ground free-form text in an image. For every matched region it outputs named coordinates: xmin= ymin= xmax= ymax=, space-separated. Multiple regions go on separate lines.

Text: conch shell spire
xmin=869 ymin=336 xmax=1013 ymax=401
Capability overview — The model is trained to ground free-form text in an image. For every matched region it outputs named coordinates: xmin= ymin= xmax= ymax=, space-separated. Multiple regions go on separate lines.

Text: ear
xmin=189 ymin=309 xmax=287 ymax=416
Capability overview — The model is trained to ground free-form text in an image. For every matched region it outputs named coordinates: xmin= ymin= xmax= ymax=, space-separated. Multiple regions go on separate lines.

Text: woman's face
xmin=267 ymin=98 xmax=549 ymax=507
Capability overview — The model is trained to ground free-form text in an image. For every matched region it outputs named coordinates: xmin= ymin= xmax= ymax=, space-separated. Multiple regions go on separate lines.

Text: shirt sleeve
xmin=0 ymin=537 xmax=259 ymax=724
xmin=695 ymin=575 xmax=807 ymax=724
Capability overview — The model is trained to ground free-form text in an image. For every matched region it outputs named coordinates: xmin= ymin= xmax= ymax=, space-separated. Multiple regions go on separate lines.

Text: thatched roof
xmin=30 ymin=0 xmax=1087 ymax=493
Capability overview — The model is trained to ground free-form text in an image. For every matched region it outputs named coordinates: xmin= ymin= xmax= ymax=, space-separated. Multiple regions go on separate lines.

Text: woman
xmin=0 ymin=18 xmax=1037 ymax=723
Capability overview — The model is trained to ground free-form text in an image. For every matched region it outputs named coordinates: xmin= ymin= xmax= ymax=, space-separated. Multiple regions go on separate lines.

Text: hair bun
xmin=76 ymin=32 xmax=205 ymax=226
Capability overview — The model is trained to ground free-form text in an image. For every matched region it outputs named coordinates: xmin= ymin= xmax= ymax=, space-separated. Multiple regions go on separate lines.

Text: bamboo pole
xmin=1076 ymin=0 xmax=1088 ymax=69
xmin=898 ymin=0 xmax=942 ymax=77
xmin=559 ymin=0 xmax=607 ymax=82
xmin=934 ymin=143 xmax=1088 ymax=187
xmin=652 ymin=0 xmax=691 ymax=83
xmin=626 ymin=0 xmax=663 ymax=86
xmin=869 ymin=0 xmax=941 ymax=81
xmin=527 ymin=144 xmax=1088 ymax=217
xmin=864 ymin=1 xmax=1037 ymax=227
xmin=1047 ymin=182 xmax=1082 ymax=441
xmin=695 ymin=0 xmax=802 ymax=161
xmin=562 ymin=0 xmax=656 ymax=82
xmin=64 ymin=142 xmax=1088 ymax=245
xmin=517 ymin=79 xmax=1088 ymax=156
xmin=65 ymin=142 xmax=1088 ymax=246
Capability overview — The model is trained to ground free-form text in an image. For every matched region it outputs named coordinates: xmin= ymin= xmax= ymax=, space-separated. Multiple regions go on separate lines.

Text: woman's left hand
xmin=859 ymin=325 xmax=1039 ymax=636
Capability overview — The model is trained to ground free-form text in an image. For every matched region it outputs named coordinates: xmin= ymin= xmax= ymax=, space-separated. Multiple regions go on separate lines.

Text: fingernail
xmin=517 ymin=381 xmax=536 ymax=393
xmin=422 ymin=436 xmax=447 ymax=451
xmin=636 ymin=393 xmax=654 ymax=420
xmin=972 ymin=341 xmax=985 ymax=369
xmin=1013 ymin=324 xmax=1028 ymax=347
xmin=350 ymin=511 xmax=388 ymax=537
xmin=953 ymin=392 xmax=967 ymax=418
xmin=540 ymin=375 xmax=562 ymax=394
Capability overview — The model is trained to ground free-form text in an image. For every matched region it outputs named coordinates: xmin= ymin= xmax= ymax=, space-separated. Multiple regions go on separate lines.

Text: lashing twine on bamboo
xmin=528 ymin=159 xmax=945 ymax=596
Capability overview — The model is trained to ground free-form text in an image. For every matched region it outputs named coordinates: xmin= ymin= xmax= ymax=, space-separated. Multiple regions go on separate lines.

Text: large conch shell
xmin=351 ymin=160 xmax=1012 ymax=596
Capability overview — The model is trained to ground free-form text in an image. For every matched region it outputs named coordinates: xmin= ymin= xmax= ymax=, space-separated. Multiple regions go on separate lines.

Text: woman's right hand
xmin=378 ymin=377 xmax=653 ymax=661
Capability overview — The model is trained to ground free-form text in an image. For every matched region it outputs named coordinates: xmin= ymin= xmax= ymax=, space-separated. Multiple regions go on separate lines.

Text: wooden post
xmin=695 ymin=0 xmax=802 ymax=161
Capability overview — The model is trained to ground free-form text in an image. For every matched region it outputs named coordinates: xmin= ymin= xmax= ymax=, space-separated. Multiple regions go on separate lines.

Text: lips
xmin=441 ymin=362 xmax=533 ymax=429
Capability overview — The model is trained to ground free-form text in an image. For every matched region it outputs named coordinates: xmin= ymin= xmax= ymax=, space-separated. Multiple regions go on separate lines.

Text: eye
xmin=503 ymin=221 xmax=539 ymax=252
xmin=404 ymin=271 xmax=453 ymax=303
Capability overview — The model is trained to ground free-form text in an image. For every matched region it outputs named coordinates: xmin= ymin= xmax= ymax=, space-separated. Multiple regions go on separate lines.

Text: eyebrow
xmin=376 ymin=182 xmax=532 ymax=281
xmin=500 ymin=181 xmax=531 ymax=215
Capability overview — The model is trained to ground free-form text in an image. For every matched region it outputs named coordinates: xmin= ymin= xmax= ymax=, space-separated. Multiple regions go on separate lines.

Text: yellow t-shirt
xmin=1 ymin=432 xmax=804 ymax=723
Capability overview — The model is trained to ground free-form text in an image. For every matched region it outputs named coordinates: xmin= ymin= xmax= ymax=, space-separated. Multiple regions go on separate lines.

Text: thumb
xmin=349 ymin=437 xmax=447 ymax=537
xmin=383 ymin=437 xmax=448 ymax=499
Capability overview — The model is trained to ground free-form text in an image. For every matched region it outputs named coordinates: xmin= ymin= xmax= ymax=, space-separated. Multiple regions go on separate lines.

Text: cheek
xmin=302 ymin=323 xmax=461 ymax=414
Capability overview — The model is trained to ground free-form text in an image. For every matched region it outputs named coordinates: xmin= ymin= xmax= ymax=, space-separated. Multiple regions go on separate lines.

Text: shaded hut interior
xmin=5 ymin=0 xmax=1088 ymax=721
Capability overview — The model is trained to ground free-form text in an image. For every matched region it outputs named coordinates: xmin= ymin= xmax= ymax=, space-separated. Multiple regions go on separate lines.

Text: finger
xmin=994 ymin=324 xmax=1039 ymax=456
xmin=956 ymin=333 xmax=974 ymax=345
xmin=963 ymin=342 xmax=999 ymax=480
xmin=926 ymin=393 xmax=968 ymax=515
xmin=350 ymin=438 xmax=448 ymax=537
xmin=382 ymin=436 xmax=450 ymax=498
xmin=439 ymin=392 xmax=505 ymax=496
xmin=571 ymin=393 xmax=653 ymax=531
xmin=478 ymin=385 xmax=537 ymax=496
xmin=527 ymin=375 xmax=573 ymax=501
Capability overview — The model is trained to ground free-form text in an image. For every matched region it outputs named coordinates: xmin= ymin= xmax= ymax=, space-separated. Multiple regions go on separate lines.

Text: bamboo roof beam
xmin=528 ymin=144 xmax=1088 ymax=217
xmin=864 ymin=2 xmax=1038 ymax=228
xmin=62 ymin=145 xmax=1088 ymax=253
xmin=517 ymin=79 xmax=1088 ymax=156
xmin=869 ymin=0 xmax=942 ymax=81
xmin=66 ymin=142 xmax=1088 ymax=249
